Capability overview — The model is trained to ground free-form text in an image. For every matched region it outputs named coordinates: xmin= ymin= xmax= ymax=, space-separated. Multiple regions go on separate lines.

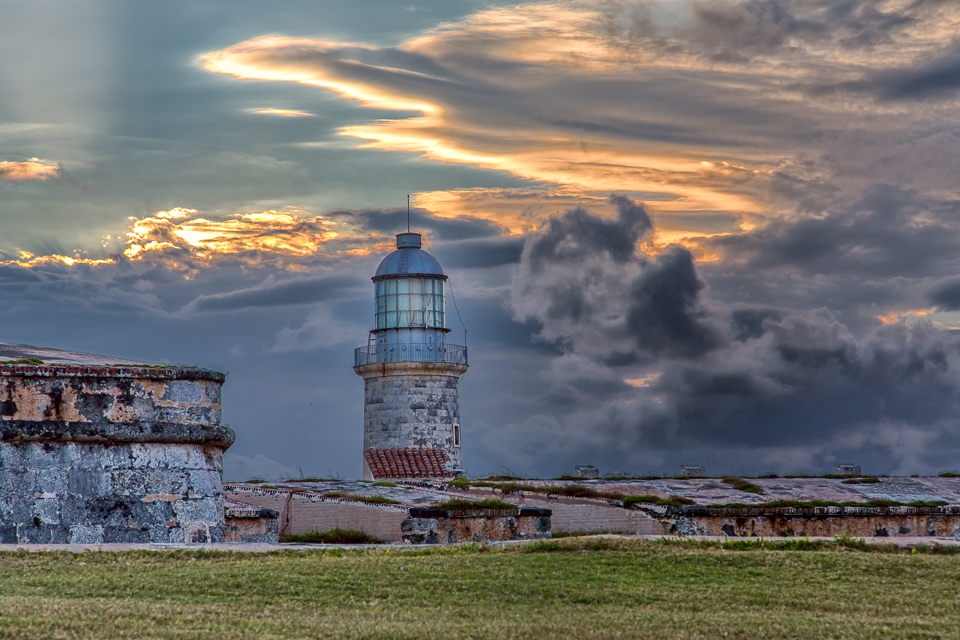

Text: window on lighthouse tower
xmin=375 ymin=277 xmax=445 ymax=329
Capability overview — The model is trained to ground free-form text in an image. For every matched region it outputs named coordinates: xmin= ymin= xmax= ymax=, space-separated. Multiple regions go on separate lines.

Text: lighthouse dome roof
xmin=374 ymin=233 xmax=445 ymax=278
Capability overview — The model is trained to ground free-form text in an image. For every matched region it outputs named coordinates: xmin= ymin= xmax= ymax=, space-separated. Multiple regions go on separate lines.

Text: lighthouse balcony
xmin=354 ymin=343 xmax=468 ymax=367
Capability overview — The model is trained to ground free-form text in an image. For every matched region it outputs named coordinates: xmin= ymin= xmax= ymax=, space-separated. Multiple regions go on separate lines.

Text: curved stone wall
xmin=0 ymin=364 xmax=233 ymax=544
xmin=355 ymin=361 xmax=467 ymax=469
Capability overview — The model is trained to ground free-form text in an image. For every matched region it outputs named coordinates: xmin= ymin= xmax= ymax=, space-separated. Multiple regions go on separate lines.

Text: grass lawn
xmin=0 ymin=538 xmax=957 ymax=639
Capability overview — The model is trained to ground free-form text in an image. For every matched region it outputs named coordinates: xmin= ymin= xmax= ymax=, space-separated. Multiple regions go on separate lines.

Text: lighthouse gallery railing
xmin=354 ymin=343 xmax=468 ymax=367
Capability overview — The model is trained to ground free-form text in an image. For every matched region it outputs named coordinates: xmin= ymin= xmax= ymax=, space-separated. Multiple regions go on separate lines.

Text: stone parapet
xmin=639 ymin=504 xmax=960 ymax=538
xmin=402 ymin=506 xmax=552 ymax=543
xmin=0 ymin=365 xmax=232 ymax=544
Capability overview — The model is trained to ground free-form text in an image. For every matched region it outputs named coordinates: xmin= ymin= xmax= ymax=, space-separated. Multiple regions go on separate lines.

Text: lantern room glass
xmin=375 ymin=277 xmax=445 ymax=329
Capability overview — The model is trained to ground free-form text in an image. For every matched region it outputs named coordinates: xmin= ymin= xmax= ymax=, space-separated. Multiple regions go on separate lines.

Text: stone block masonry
xmin=356 ymin=362 xmax=467 ymax=470
xmin=0 ymin=353 xmax=234 ymax=544
xmin=402 ymin=506 xmax=552 ymax=544
xmin=650 ymin=504 xmax=960 ymax=538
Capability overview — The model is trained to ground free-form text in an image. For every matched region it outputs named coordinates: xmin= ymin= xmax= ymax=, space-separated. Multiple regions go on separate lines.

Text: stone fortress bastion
xmin=0 ymin=342 xmax=235 ymax=544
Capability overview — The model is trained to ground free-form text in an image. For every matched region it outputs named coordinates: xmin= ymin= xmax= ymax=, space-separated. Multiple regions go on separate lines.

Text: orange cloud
xmin=248 ymin=108 xmax=313 ymax=117
xmin=0 ymin=158 xmax=61 ymax=183
xmin=198 ymin=7 xmax=769 ymax=223
xmin=196 ymin=1 xmax=960 ymax=254
xmin=3 ymin=207 xmax=383 ymax=272
xmin=878 ymin=308 xmax=938 ymax=325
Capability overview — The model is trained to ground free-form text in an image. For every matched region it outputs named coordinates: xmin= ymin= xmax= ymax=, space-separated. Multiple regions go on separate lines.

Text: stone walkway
xmin=1 ymin=534 xmax=958 ymax=552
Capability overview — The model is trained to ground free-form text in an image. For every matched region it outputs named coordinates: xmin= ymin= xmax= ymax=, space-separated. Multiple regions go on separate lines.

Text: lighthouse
xmin=354 ymin=232 xmax=468 ymax=481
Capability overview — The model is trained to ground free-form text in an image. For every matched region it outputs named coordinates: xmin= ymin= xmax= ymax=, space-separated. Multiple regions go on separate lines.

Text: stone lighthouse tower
xmin=354 ymin=232 xmax=468 ymax=481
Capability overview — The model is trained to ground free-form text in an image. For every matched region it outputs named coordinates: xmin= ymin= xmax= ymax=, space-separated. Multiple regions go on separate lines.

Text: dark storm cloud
xmin=603 ymin=0 xmax=921 ymax=62
xmin=523 ymin=195 xmax=653 ymax=273
xmin=513 ymin=196 xmax=725 ymax=361
xmin=432 ymin=236 xmax=524 ymax=269
xmin=181 ymin=273 xmax=364 ymax=314
xmin=625 ymin=246 xmax=723 ymax=358
xmin=875 ymin=48 xmax=960 ymax=100
xmin=928 ymin=278 xmax=960 ymax=311
xmin=708 ymin=185 xmax=960 ymax=279
xmin=352 ymin=208 xmax=506 ymax=241
xmin=500 ymin=195 xmax=960 ymax=475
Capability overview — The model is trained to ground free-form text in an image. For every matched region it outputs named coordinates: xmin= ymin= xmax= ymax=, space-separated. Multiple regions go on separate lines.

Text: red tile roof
xmin=363 ymin=447 xmax=451 ymax=479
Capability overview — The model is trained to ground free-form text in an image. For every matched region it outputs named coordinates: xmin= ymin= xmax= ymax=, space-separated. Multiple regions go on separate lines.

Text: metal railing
xmin=354 ymin=343 xmax=468 ymax=367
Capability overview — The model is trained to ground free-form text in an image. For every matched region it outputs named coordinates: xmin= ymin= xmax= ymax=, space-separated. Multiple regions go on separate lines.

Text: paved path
xmin=0 ymin=534 xmax=958 ymax=552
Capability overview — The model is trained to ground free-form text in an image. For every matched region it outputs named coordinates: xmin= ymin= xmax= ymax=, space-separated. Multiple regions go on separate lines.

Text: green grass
xmin=721 ymin=476 xmax=766 ymax=494
xmin=354 ymin=496 xmax=402 ymax=505
xmin=279 ymin=527 xmax=382 ymax=544
xmin=622 ymin=495 xmax=695 ymax=508
xmin=431 ymin=497 xmax=517 ymax=510
xmin=0 ymin=539 xmax=959 ymax=638
xmin=706 ymin=500 xmax=950 ymax=509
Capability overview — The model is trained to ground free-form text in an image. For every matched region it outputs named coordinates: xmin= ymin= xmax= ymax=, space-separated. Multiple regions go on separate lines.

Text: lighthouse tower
xmin=354 ymin=232 xmax=468 ymax=481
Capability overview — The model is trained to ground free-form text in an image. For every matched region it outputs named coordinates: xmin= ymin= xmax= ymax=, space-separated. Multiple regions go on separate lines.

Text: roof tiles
xmin=363 ymin=446 xmax=451 ymax=479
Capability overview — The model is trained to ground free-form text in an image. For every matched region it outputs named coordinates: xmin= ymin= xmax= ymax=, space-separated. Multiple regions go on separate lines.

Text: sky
xmin=4 ymin=0 xmax=960 ymax=479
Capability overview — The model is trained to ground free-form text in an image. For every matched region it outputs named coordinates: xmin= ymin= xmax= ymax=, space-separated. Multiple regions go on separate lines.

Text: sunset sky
xmin=5 ymin=0 xmax=960 ymax=479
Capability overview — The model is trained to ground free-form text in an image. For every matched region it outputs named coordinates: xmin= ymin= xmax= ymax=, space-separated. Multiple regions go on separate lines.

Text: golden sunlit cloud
xmin=198 ymin=5 xmax=773 ymax=230
xmin=248 ymin=108 xmax=314 ymax=117
xmin=195 ymin=1 xmax=960 ymax=253
xmin=0 ymin=158 xmax=61 ymax=183
xmin=5 ymin=250 xmax=114 ymax=269
xmin=2 ymin=207 xmax=384 ymax=271
xmin=123 ymin=208 xmax=340 ymax=262
xmin=877 ymin=308 xmax=938 ymax=325
xmin=625 ymin=375 xmax=660 ymax=388
xmin=413 ymin=187 xmax=743 ymax=248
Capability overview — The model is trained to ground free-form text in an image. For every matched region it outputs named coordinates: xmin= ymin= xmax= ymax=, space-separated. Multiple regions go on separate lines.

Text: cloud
xmin=501 ymin=195 xmax=960 ymax=475
xmin=0 ymin=159 xmax=63 ymax=183
xmin=200 ymin=1 xmax=960 ymax=254
xmin=248 ymin=108 xmax=314 ymax=117
xmin=874 ymin=48 xmax=960 ymax=100
xmin=270 ymin=305 xmax=367 ymax=352
xmin=181 ymin=274 xmax=364 ymax=314
xmin=513 ymin=195 xmax=722 ymax=359
xmin=223 ymin=453 xmax=298 ymax=481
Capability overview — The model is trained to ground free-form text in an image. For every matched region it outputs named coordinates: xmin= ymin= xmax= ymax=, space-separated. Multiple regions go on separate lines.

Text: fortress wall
xmin=402 ymin=507 xmax=551 ymax=544
xmin=224 ymin=486 xmax=408 ymax=542
xmin=502 ymin=494 xmax=667 ymax=535
xmin=671 ymin=512 xmax=960 ymax=538
xmin=0 ymin=440 xmax=227 ymax=544
xmin=0 ymin=365 xmax=232 ymax=544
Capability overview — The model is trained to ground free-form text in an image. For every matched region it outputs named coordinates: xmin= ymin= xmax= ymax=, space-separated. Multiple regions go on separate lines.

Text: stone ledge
xmin=354 ymin=361 xmax=469 ymax=378
xmin=409 ymin=506 xmax=552 ymax=518
xmin=0 ymin=421 xmax=236 ymax=447
xmin=642 ymin=504 xmax=960 ymax=517
xmin=0 ymin=364 xmax=224 ymax=382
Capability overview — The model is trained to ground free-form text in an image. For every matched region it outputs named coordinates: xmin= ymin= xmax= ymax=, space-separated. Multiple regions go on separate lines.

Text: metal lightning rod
xmin=407 ymin=194 xmax=410 ymax=232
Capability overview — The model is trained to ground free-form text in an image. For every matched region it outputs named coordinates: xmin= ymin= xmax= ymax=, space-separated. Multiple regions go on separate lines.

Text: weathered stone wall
xmin=356 ymin=362 xmax=467 ymax=469
xmin=0 ymin=365 xmax=233 ymax=544
xmin=645 ymin=505 xmax=960 ymax=538
xmin=0 ymin=441 xmax=226 ymax=543
xmin=513 ymin=495 xmax=666 ymax=535
xmin=224 ymin=486 xmax=409 ymax=542
xmin=224 ymin=504 xmax=280 ymax=543
xmin=459 ymin=488 xmax=668 ymax=535
xmin=402 ymin=507 xmax=552 ymax=544
xmin=0 ymin=365 xmax=222 ymax=427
